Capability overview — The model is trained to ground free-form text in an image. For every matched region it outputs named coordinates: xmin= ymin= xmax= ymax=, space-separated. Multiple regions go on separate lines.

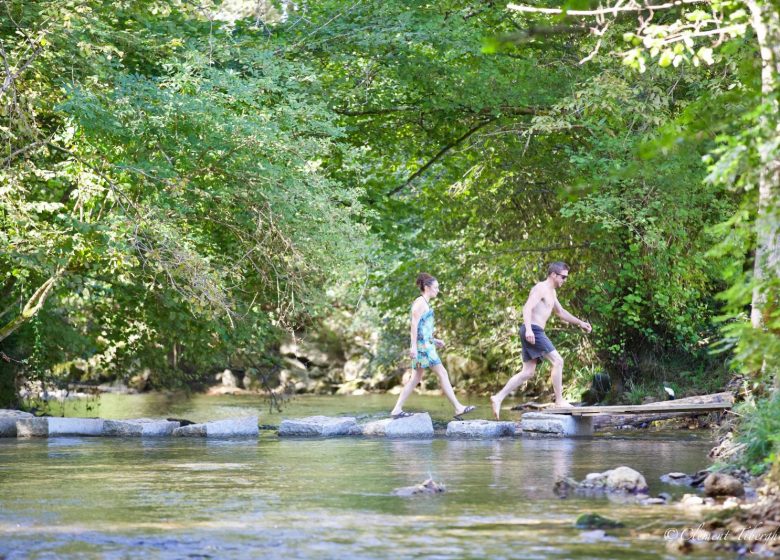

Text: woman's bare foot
xmin=554 ymin=400 xmax=574 ymax=408
xmin=490 ymin=395 xmax=501 ymax=420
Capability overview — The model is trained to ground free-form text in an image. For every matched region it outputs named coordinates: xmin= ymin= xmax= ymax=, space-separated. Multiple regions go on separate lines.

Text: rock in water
xmin=606 ymin=466 xmax=648 ymax=493
xmin=393 ymin=479 xmax=446 ymax=497
xmin=554 ymin=466 xmax=648 ymax=497
xmin=703 ymin=472 xmax=745 ymax=497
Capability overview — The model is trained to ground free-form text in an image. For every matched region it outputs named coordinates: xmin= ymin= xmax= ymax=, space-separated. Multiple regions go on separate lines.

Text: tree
xmin=506 ymin=0 xmax=779 ymax=383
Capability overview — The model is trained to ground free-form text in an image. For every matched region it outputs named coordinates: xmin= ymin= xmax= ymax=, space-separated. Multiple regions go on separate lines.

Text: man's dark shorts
xmin=519 ymin=324 xmax=556 ymax=363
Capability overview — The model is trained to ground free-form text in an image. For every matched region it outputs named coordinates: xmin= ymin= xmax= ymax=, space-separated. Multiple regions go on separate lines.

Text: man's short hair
xmin=548 ymin=261 xmax=569 ymax=276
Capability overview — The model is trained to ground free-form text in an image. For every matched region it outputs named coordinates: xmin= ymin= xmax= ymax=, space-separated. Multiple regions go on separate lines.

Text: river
xmin=0 ymin=394 xmax=732 ymax=559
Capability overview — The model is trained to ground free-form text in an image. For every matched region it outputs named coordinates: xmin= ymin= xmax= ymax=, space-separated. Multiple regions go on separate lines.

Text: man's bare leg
xmin=391 ymin=368 xmax=424 ymax=416
xmin=545 ymin=350 xmax=572 ymax=407
xmin=490 ymin=360 xmax=538 ymax=420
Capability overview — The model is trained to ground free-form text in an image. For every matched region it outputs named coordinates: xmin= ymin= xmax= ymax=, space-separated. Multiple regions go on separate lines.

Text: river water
xmin=0 ymin=394 xmax=732 ymax=559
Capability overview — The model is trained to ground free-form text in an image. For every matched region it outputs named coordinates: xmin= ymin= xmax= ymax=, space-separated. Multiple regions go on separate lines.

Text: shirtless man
xmin=490 ymin=262 xmax=592 ymax=419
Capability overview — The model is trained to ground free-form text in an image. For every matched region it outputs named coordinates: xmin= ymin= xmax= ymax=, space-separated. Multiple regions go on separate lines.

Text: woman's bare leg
xmin=430 ymin=363 xmax=467 ymax=414
xmin=391 ymin=368 xmax=424 ymax=416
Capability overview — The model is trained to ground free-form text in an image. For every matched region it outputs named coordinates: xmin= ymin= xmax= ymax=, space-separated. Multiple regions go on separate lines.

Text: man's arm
xmin=522 ymin=286 xmax=543 ymax=330
xmin=522 ymin=285 xmax=543 ymax=344
xmin=554 ymin=299 xmax=592 ymax=332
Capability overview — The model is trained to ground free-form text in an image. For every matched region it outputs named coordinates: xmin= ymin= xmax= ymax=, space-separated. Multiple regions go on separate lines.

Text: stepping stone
xmin=362 ymin=412 xmax=434 ymax=438
xmin=446 ymin=419 xmax=516 ymax=438
xmin=48 ymin=418 xmax=104 ymax=436
xmin=16 ymin=417 xmax=48 ymax=438
xmin=103 ymin=419 xmax=180 ymax=437
xmin=0 ymin=410 xmax=34 ymax=437
xmin=278 ymin=416 xmax=359 ymax=437
xmin=173 ymin=416 xmax=258 ymax=438
xmin=17 ymin=417 xmax=105 ymax=437
xmin=519 ymin=412 xmax=594 ymax=436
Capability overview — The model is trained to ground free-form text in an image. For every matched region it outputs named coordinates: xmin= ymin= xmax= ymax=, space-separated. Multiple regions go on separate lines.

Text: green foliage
xmin=1 ymin=0 xmax=368 ymax=385
xmin=1 ymin=0 xmax=774 ymax=411
xmin=736 ymin=395 xmax=780 ymax=475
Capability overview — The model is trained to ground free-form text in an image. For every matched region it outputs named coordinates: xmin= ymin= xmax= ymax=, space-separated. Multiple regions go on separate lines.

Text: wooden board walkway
xmin=545 ymin=400 xmax=733 ymax=417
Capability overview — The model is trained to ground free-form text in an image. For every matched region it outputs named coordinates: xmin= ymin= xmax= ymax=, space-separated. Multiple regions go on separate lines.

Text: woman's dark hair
xmin=416 ymin=273 xmax=437 ymax=292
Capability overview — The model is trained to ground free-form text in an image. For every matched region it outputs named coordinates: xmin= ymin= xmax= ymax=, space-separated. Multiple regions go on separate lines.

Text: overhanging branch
xmin=387 ymin=118 xmax=496 ymax=197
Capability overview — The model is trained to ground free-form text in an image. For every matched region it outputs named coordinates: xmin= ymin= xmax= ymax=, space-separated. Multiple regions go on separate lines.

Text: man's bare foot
xmin=554 ymin=400 xmax=574 ymax=408
xmin=490 ymin=395 xmax=501 ymax=420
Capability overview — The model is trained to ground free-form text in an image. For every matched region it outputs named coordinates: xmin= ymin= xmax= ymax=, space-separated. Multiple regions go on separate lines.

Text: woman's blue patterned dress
xmin=411 ymin=303 xmax=442 ymax=369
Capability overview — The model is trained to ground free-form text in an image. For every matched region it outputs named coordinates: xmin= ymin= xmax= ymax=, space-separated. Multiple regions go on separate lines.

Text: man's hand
xmin=579 ymin=320 xmax=592 ymax=333
xmin=525 ymin=330 xmax=535 ymax=345
xmin=434 ymin=338 xmax=445 ymax=349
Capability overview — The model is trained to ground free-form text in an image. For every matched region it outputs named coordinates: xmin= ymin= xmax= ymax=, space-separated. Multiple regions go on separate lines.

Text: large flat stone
xmin=16 ymin=417 xmax=48 ymax=438
xmin=519 ymin=412 xmax=594 ymax=437
xmin=48 ymin=417 xmax=104 ymax=436
xmin=446 ymin=419 xmax=516 ymax=438
xmin=0 ymin=410 xmax=34 ymax=438
xmin=173 ymin=423 xmax=207 ymax=437
xmin=362 ymin=413 xmax=434 ymax=438
xmin=278 ymin=416 xmax=359 ymax=437
xmin=206 ymin=416 xmax=258 ymax=437
xmin=103 ymin=420 xmax=143 ymax=436
xmin=103 ymin=419 xmax=181 ymax=437
xmin=173 ymin=416 xmax=258 ymax=438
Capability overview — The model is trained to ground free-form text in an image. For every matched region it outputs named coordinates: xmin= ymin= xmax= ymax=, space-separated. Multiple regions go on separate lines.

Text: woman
xmin=390 ymin=273 xmax=476 ymax=420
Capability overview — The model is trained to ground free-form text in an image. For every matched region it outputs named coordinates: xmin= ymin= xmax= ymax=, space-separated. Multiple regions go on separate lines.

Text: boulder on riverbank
xmin=278 ymin=415 xmax=360 ymax=437
xmin=704 ymin=472 xmax=745 ymax=497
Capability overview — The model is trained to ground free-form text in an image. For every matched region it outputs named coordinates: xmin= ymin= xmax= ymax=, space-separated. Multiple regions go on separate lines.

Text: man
xmin=490 ymin=262 xmax=592 ymax=419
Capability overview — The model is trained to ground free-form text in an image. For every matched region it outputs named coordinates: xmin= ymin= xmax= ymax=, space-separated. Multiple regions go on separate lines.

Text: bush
xmin=736 ymin=395 xmax=780 ymax=475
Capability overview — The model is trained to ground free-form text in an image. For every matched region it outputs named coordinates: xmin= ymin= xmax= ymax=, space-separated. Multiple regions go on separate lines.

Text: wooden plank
xmin=545 ymin=401 xmax=733 ymax=416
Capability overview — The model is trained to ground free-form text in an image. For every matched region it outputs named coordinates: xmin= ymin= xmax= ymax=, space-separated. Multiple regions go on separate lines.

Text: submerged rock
xmin=393 ymin=478 xmax=446 ymax=497
xmin=574 ymin=513 xmax=625 ymax=529
xmin=660 ymin=472 xmax=695 ymax=486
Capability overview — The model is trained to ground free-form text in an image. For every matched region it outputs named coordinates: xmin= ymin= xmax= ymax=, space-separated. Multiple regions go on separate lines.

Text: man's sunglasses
xmin=556 ymin=273 xmax=569 ymax=280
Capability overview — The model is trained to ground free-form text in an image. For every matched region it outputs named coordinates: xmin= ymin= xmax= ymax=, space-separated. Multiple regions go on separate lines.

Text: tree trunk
xmin=746 ymin=0 xmax=780 ymax=387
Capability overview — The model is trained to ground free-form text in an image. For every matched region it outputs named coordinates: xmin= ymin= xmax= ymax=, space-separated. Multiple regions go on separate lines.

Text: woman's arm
xmin=409 ymin=299 xmax=423 ymax=359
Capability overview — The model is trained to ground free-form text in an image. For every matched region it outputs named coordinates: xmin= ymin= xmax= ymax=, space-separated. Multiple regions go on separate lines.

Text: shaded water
xmin=1 ymin=395 xmax=732 ymax=559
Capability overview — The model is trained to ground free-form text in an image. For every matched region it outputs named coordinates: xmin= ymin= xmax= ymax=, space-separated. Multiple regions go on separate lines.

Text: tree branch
xmin=387 ymin=118 xmax=496 ymax=196
xmin=335 ymin=105 xmax=543 ymax=117
xmin=0 ymin=272 xmax=62 ymax=344
xmin=507 ymin=0 xmax=707 ymax=17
